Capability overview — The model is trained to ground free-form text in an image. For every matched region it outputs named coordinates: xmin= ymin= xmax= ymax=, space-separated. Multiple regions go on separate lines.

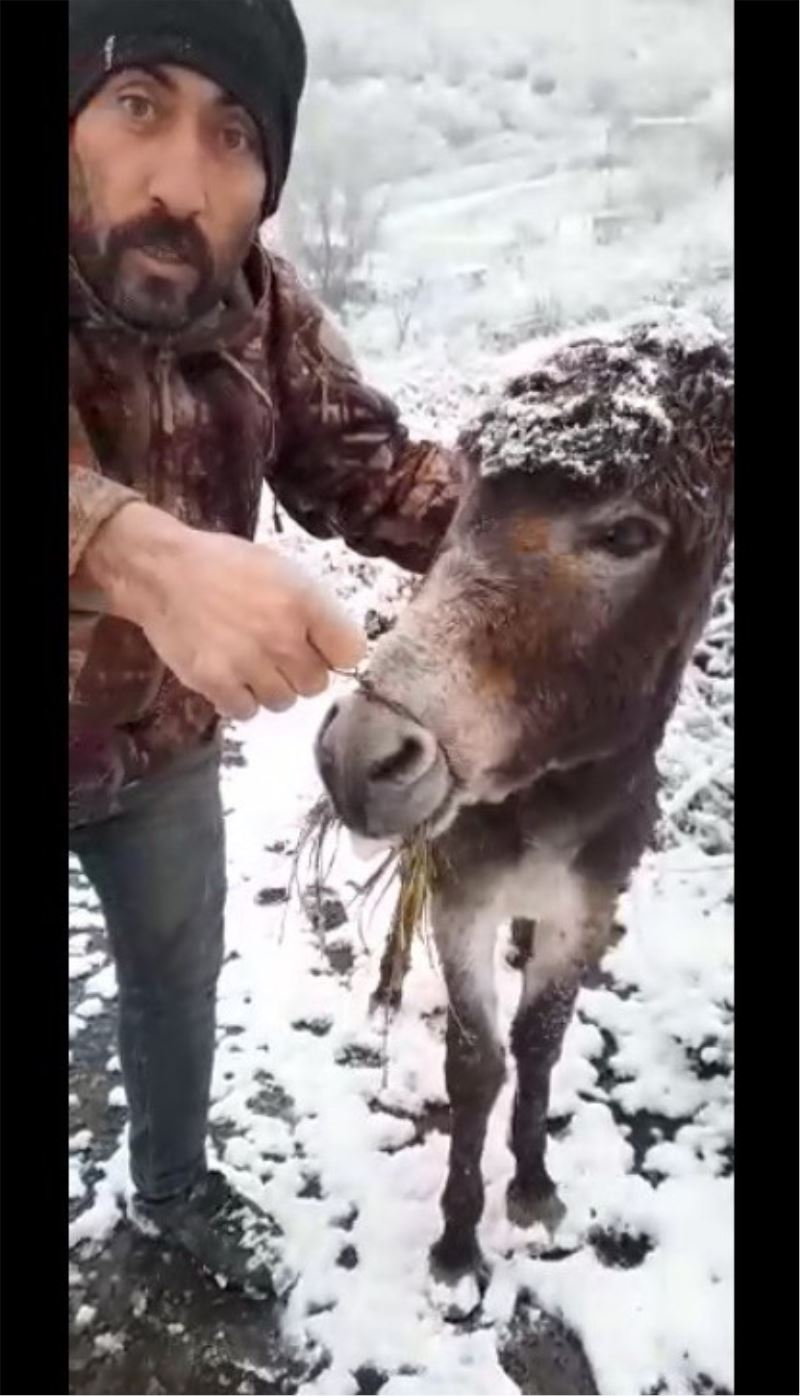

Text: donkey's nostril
xmin=368 ymin=735 xmax=429 ymax=785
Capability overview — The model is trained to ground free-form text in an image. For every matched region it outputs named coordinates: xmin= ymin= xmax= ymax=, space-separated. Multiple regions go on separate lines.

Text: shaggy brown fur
xmin=315 ymin=316 xmax=733 ymax=1285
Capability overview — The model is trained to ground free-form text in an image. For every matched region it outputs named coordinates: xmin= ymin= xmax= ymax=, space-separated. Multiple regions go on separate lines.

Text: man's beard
xmin=71 ymin=210 xmax=234 ymax=332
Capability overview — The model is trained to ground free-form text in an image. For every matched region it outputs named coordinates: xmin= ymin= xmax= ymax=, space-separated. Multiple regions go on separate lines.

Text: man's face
xmin=70 ymin=64 xmax=268 ymax=331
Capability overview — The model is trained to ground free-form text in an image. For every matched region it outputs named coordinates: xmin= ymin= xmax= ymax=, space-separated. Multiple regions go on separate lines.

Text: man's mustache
xmin=106 ymin=215 xmax=213 ymax=278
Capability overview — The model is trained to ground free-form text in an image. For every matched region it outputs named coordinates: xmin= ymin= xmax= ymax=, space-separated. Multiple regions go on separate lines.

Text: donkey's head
xmin=317 ymin=319 xmax=733 ymax=839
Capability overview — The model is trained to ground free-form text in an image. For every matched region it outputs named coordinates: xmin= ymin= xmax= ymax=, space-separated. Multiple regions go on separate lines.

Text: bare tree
xmin=389 ymin=276 xmax=426 ymax=350
xmin=280 ymin=91 xmax=391 ymax=315
xmin=282 ymin=175 xmax=387 ymax=314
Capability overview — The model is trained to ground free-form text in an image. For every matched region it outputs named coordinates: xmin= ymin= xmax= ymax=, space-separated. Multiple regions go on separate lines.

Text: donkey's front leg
xmin=430 ymin=909 xmax=504 ymax=1283
xmin=507 ymin=964 xmax=579 ymax=1230
xmin=507 ymin=887 xmax=616 ymax=1229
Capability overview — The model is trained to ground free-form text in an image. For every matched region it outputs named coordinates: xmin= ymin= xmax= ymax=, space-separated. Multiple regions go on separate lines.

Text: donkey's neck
xmin=440 ymin=737 xmax=659 ymax=876
xmin=522 ymin=737 xmax=657 ymax=834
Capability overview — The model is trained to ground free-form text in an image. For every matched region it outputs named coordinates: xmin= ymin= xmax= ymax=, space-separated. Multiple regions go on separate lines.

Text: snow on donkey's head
xmin=317 ymin=315 xmax=733 ymax=842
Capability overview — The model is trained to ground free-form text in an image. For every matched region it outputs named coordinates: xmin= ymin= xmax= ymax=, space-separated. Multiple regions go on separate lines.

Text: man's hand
xmin=72 ymin=501 xmax=366 ymax=720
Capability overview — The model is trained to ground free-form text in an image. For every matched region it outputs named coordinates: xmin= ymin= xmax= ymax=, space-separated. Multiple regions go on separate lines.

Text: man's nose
xmin=146 ymin=124 xmax=208 ymax=223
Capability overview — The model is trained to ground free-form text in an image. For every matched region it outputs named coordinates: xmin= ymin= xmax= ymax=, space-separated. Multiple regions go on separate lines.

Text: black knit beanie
xmin=69 ymin=0 xmax=307 ymax=216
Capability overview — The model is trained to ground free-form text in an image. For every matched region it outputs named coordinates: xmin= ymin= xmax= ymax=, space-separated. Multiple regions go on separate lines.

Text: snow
xmin=474 ymin=347 xmax=674 ymax=484
xmin=74 ymin=1304 xmax=97 ymax=1331
xmin=94 ymin=1331 xmax=125 ymax=1356
xmin=69 ymin=2 xmax=732 ymax=1390
xmin=85 ymin=964 xmax=117 ymax=1001
xmin=67 ymin=591 xmax=734 ymax=1376
xmin=75 ymin=996 xmax=106 ymax=1021
xmin=68 ymin=522 xmax=732 ymax=1396
xmin=69 ymin=1139 xmax=129 ymax=1251
xmin=69 ymin=531 xmax=733 ymax=1390
xmin=69 ymin=1162 xmax=87 ymax=1202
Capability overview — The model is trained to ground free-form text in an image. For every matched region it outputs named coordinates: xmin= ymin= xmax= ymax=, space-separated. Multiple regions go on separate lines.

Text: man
xmin=69 ymin=0 xmax=462 ymax=1297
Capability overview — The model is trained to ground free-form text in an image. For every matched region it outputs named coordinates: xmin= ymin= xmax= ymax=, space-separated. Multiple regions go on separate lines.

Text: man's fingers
xmin=207 ymin=681 xmax=259 ymax=723
xmin=277 ymin=640 xmax=331 ymax=698
xmin=245 ymin=664 xmax=297 ymax=713
xmin=307 ymin=600 xmax=366 ymax=673
xmin=150 ymin=537 xmax=367 ymax=718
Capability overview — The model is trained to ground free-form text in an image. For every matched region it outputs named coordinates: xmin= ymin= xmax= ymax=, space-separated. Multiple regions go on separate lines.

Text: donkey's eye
xmin=591 ymin=517 xmax=661 ymax=558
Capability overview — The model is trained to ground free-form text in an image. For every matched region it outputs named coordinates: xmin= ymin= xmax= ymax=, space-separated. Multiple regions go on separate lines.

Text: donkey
xmin=314 ymin=319 xmax=733 ymax=1285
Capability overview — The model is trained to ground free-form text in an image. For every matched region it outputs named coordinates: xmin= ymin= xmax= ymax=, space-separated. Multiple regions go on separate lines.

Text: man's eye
xmin=118 ymin=93 xmax=155 ymax=122
xmin=591 ymin=517 xmax=662 ymax=558
xmin=221 ymin=125 xmax=252 ymax=153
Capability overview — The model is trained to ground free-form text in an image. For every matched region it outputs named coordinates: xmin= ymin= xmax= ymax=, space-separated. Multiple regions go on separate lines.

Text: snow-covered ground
xmin=280 ymin=0 xmax=733 ymax=370
xmin=69 ymin=4 xmax=732 ymax=1391
xmin=69 ymin=516 xmax=733 ymax=1396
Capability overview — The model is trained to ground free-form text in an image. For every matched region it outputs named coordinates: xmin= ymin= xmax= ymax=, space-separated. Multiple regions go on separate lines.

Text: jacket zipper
xmin=154 ymin=348 xmax=175 ymax=436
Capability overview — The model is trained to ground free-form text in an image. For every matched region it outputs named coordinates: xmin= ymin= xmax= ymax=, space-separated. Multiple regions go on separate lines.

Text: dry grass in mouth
xmin=289 ymin=664 xmax=453 ymax=1018
xmin=290 ymin=796 xmax=442 ymax=1012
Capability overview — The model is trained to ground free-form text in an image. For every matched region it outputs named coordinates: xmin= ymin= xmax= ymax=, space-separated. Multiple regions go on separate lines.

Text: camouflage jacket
xmin=69 ymin=243 xmax=462 ymax=823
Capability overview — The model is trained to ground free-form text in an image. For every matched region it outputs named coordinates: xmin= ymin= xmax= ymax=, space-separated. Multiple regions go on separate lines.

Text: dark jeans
xmin=70 ymin=741 xmax=226 ymax=1202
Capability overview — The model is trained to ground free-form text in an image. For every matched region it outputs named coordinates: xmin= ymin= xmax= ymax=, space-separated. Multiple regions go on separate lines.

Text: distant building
xmin=591 ymin=205 xmax=652 ymax=245
xmin=607 ymin=115 xmax=705 ymax=173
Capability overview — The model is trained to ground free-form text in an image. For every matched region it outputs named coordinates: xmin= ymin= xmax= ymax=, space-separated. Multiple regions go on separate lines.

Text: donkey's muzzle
xmin=315 ymin=691 xmax=451 ymax=838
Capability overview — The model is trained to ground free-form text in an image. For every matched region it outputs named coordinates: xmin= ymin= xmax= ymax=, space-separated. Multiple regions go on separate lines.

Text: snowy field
xmin=69 ymin=2 xmax=733 ymax=1392
xmin=69 ymin=520 xmax=733 ymax=1396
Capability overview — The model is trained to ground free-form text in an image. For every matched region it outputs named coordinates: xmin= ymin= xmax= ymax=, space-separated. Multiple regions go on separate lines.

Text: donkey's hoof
xmin=428 ymin=1239 xmax=488 ymax=1321
xmin=428 ymin=1269 xmax=483 ymax=1323
xmin=429 ymin=1235 xmax=490 ymax=1291
xmin=506 ymin=1178 xmax=566 ymax=1233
